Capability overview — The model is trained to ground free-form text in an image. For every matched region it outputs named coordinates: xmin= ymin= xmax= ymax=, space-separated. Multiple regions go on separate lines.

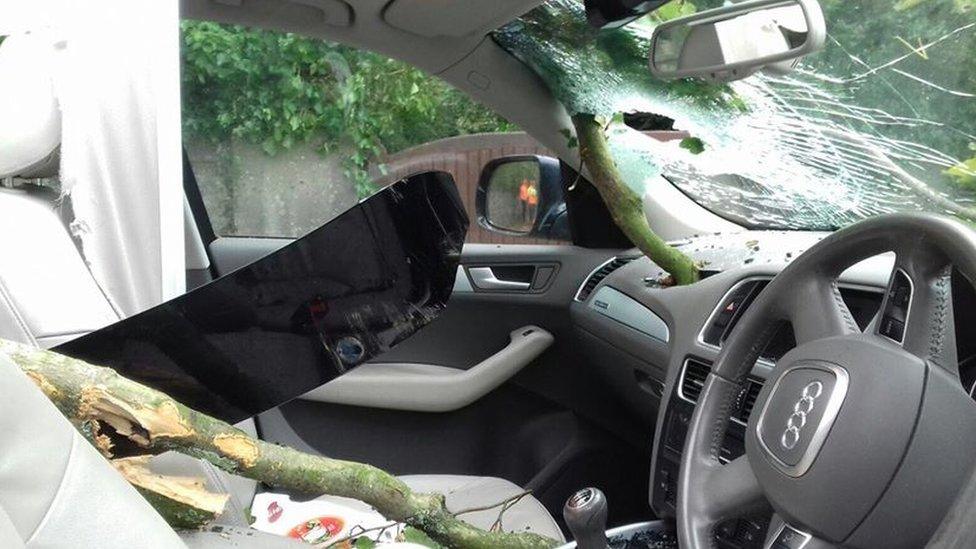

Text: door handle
xmin=467 ymin=267 xmax=531 ymax=291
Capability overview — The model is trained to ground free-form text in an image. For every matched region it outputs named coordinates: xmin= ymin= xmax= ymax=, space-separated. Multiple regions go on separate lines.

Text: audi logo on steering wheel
xmin=780 ymin=381 xmax=824 ymax=450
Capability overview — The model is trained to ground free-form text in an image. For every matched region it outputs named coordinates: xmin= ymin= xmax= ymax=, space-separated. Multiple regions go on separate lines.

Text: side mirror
xmin=648 ymin=0 xmax=826 ymax=83
xmin=476 ymin=155 xmax=570 ymax=241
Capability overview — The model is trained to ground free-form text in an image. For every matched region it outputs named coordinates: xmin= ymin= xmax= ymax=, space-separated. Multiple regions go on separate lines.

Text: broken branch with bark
xmin=571 ymin=113 xmax=700 ymax=286
xmin=0 ymin=339 xmax=558 ymax=549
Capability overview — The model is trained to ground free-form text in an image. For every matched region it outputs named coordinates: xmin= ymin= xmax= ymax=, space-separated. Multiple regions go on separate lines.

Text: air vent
xmin=575 ymin=256 xmax=635 ymax=301
xmin=680 ymin=359 xmax=764 ymax=424
xmin=734 ymin=378 xmax=764 ymax=423
xmin=679 ymin=359 xmax=711 ymax=403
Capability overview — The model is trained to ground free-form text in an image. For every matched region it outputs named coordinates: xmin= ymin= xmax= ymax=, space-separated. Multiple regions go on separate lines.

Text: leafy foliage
xmin=679 ymin=136 xmax=705 ymax=154
xmin=646 ymin=0 xmax=698 ymax=22
xmin=180 ymin=21 xmax=515 ymax=196
xmin=493 ymin=0 xmax=745 ymax=118
xmin=946 ymin=144 xmax=976 ymax=187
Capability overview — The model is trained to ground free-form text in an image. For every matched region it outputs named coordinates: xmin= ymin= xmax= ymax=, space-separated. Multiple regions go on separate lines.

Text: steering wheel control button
xmin=769 ymin=524 xmax=811 ymax=549
xmin=755 ymin=363 xmax=849 ymax=476
xmin=879 ymin=316 xmax=905 ymax=342
xmin=879 ymin=269 xmax=913 ymax=344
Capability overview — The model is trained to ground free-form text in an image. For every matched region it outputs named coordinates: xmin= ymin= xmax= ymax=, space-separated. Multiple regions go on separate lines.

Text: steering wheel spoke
xmin=876 ymin=249 xmax=957 ymax=374
xmin=784 ymin=275 xmax=860 ymax=346
xmin=699 ymin=455 xmax=767 ymax=521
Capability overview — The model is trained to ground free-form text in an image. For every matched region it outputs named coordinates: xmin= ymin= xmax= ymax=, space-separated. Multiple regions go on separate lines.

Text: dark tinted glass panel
xmin=56 ymin=172 xmax=468 ymax=422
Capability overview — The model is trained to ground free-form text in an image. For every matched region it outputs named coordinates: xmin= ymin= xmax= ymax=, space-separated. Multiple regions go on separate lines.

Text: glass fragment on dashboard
xmin=54 ymin=172 xmax=469 ymax=422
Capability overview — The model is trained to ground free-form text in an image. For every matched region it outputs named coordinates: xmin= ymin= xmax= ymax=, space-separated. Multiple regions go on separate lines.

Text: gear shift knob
xmin=563 ymin=487 xmax=609 ymax=549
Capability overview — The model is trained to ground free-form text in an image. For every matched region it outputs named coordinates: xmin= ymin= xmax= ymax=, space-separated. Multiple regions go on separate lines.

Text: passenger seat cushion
xmin=253 ymin=475 xmax=564 ymax=545
xmin=181 ymin=525 xmax=306 ymax=549
xmin=404 ymin=475 xmax=564 ymax=542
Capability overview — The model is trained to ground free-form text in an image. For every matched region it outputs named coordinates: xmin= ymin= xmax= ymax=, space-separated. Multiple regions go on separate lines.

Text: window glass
xmin=180 ymin=22 xmax=567 ymax=243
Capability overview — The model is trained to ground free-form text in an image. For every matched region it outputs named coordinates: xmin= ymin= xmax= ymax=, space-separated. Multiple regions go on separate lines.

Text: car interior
xmin=2 ymin=1 xmax=976 ymax=549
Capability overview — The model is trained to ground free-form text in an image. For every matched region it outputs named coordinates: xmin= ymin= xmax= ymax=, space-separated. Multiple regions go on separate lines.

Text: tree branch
xmin=0 ymin=339 xmax=558 ymax=549
xmin=113 ymin=456 xmax=229 ymax=529
xmin=572 ymin=113 xmax=700 ymax=285
xmin=322 ymin=519 xmax=403 ymax=548
xmin=451 ymin=490 xmax=533 ymax=518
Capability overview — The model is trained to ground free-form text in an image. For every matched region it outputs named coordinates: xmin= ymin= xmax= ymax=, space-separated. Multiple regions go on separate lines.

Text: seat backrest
xmin=0 ymin=353 xmax=186 ymax=548
xmin=0 ymin=30 xmax=118 ymax=348
xmin=0 ymin=188 xmax=121 ymax=348
xmin=0 ymin=187 xmax=262 ymax=525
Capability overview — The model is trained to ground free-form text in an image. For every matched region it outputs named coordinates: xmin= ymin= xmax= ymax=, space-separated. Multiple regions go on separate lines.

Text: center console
xmin=650 ymin=357 xmax=771 ymax=549
xmin=555 ymin=521 xmax=679 ymax=549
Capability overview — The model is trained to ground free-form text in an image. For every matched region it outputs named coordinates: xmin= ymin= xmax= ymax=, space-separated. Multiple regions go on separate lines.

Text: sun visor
xmin=55 ymin=172 xmax=468 ymax=423
xmin=187 ymin=0 xmax=353 ymax=28
xmin=383 ymin=0 xmax=539 ymax=38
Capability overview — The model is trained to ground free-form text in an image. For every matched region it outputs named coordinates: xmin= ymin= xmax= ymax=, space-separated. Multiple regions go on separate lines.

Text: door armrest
xmin=302 ymin=326 xmax=553 ymax=412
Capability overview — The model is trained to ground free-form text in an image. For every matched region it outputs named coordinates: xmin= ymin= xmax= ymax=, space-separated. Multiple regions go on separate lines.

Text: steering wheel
xmin=677 ymin=213 xmax=976 ymax=549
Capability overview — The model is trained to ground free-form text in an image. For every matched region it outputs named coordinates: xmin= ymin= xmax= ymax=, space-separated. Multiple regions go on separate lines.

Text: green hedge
xmin=180 ymin=21 xmax=515 ymax=196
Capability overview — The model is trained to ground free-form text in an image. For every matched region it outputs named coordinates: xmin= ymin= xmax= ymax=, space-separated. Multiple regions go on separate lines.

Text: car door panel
xmin=201 ymin=239 xmax=648 ymax=441
xmin=204 ymin=231 xmax=655 ymax=531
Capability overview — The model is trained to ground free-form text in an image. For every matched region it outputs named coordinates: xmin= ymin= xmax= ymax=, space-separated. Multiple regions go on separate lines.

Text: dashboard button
xmin=880 ymin=316 xmax=905 ymax=341
xmin=772 ymin=524 xmax=811 ymax=549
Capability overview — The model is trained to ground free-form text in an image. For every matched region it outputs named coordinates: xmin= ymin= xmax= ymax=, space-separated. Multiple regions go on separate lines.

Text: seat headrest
xmin=0 ymin=32 xmax=61 ymax=179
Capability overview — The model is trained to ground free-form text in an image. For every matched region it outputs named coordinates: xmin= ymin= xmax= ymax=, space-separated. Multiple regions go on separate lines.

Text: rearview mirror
xmin=476 ymin=155 xmax=570 ymax=241
xmin=649 ymin=0 xmax=826 ymax=83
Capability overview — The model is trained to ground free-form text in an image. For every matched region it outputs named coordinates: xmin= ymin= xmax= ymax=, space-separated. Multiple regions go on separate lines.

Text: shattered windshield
xmin=494 ymin=0 xmax=976 ymax=230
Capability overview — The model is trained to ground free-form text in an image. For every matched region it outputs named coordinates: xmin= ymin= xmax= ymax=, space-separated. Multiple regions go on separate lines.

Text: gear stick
xmin=563 ymin=487 xmax=609 ymax=549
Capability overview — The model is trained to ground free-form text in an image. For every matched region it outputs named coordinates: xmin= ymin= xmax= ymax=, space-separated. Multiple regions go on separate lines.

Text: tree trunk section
xmin=0 ymin=339 xmax=557 ymax=549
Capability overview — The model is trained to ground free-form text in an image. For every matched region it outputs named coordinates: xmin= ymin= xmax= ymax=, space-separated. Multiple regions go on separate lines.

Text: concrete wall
xmin=186 ymin=139 xmax=359 ymax=238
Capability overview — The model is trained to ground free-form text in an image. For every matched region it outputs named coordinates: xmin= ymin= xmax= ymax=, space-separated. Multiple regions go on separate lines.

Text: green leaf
xmin=944 ymin=146 xmax=976 ymax=189
xmin=559 ymin=128 xmax=579 ymax=149
xmin=402 ymin=526 xmax=443 ymax=548
xmin=650 ymin=0 xmax=698 ymax=22
xmin=679 ymin=136 xmax=706 ymax=155
xmin=180 ymin=17 xmax=515 ymax=200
